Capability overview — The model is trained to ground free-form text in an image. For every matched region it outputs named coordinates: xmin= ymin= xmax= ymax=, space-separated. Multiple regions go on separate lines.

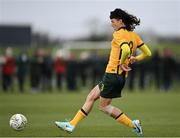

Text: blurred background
xmin=0 ymin=0 xmax=180 ymax=137
xmin=0 ymin=0 xmax=179 ymax=92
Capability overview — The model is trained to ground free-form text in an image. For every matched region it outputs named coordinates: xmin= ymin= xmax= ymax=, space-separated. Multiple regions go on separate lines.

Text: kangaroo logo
xmin=100 ymin=83 xmax=104 ymax=91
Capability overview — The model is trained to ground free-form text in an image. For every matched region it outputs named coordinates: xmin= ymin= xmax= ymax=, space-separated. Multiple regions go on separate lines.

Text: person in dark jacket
xmin=161 ymin=48 xmax=176 ymax=91
xmin=17 ymin=52 xmax=29 ymax=92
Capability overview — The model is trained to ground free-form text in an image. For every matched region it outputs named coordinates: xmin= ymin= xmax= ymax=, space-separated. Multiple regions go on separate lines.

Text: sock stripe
xmin=115 ymin=112 xmax=124 ymax=120
xmin=81 ymin=108 xmax=88 ymax=116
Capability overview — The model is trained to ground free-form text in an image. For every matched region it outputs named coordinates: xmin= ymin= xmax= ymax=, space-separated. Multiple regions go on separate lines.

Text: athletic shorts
xmin=98 ymin=73 xmax=126 ymax=98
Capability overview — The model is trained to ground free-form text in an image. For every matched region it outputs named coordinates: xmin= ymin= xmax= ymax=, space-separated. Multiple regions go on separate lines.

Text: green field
xmin=0 ymin=89 xmax=180 ymax=137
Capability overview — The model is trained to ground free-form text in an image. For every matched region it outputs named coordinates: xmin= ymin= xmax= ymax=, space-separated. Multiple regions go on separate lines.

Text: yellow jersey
xmin=105 ymin=28 xmax=144 ymax=76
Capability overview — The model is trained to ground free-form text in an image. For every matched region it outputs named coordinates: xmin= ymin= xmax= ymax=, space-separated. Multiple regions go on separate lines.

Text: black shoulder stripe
xmin=120 ymin=42 xmax=129 ymax=47
xmin=137 ymin=43 xmax=144 ymax=48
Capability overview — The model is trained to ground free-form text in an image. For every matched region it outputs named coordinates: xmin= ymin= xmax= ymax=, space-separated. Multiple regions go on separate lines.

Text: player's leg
xmin=69 ymin=85 xmax=100 ymax=126
xmin=99 ymin=96 xmax=134 ymax=128
xmin=82 ymin=85 xmax=100 ymax=113
xmin=55 ymin=85 xmax=100 ymax=132
xmin=99 ymin=96 xmax=143 ymax=136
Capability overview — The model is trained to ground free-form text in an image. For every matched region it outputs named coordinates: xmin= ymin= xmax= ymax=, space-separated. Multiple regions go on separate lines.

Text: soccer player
xmin=55 ymin=8 xmax=151 ymax=136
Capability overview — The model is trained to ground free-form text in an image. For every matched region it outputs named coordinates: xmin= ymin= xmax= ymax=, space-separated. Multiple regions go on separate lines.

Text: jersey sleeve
xmin=119 ymin=43 xmax=130 ymax=64
xmin=136 ymin=44 xmax=152 ymax=61
xmin=135 ymin=34 xmax=144 ymax=48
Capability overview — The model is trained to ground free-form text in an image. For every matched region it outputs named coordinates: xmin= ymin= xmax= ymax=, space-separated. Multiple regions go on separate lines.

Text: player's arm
xmin=114 ymin=32 xmax=131 ymax=71
xmin=130 ymin=44 xmax=151 ymax=63
xmin=136 ymin=44 xmax=151 ymax=61
xmin=119 ymin=43 xmax=130 ymax=64
xmin=119 ymin=43 xmax=131 ymax=71
xmin=113 ymin=32 xmax=130 ymax=64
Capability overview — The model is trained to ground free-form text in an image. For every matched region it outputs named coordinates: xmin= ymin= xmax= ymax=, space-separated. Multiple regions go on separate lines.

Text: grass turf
xmin=0 ymin=89 xmax=180 ymax=137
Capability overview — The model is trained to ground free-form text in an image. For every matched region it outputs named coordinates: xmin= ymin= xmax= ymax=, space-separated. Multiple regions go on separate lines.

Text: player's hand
xmin=129 ymin=56 xmax=137 ymax=64
xmin=119 ymin=64 xmax=132 ymax=72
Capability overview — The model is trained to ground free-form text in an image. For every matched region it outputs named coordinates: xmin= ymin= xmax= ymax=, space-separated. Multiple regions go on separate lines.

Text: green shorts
xmin=98 ymin=73 xmax=126 ymax=98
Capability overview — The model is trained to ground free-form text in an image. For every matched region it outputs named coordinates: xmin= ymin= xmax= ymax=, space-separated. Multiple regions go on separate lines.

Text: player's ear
xmin=119 ymin=19 xmax=123 ymax=23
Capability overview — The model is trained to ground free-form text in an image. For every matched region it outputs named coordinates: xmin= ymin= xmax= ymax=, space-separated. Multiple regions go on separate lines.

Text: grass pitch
xmin=0 ymin=89 xmax=180 ymax=137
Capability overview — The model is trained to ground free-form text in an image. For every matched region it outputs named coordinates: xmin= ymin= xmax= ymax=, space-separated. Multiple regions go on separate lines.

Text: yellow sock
xmin=70 ymin=109 xmax=87 ymax=126
xmin=116 ymin=113 xmax=134 ymax=128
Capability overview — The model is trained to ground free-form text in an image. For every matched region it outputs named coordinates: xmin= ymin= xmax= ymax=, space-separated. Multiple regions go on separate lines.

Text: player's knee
xmin=99 ymin=105 xmax=106 ymax=112
xmin=99 ymin=105 xmax=114 ymax=115
xmin=99 ymin=105 xmax=109 ymax=113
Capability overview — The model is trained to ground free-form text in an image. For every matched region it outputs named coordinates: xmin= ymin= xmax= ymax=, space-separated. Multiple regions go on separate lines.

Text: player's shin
xmin=116 ymin=112 xmax=134 ymax=128
xmin=70 ymin=108 xmax=88 ymax=126
xmin=100 ymin=105 xmax=134 ymax=128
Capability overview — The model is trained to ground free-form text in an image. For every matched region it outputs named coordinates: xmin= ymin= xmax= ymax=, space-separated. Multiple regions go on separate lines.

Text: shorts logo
xmin=100 ymin=83 xmax=104 ymax=91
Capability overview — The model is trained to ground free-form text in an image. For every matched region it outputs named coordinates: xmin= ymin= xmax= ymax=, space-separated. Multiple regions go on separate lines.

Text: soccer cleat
xmin=55 ymin=121 xmax=75 ymax=133
xmin=132 ymin=120 xmax=143 ymax=136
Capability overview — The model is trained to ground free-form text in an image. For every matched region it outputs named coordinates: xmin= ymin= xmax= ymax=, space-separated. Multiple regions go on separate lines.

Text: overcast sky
xmin=0 ymin=0 xmax=180 ymax=39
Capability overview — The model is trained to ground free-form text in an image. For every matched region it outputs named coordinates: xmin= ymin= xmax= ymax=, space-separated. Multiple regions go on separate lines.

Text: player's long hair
xmin=110 ymin=8 xmax=140 ymax=31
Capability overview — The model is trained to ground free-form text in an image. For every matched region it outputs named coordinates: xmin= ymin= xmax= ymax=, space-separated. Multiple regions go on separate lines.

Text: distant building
xmin=0 ymin=25 xmax=31 ymax=46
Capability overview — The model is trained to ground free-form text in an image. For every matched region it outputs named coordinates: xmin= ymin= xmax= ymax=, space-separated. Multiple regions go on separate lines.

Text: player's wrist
xmin=119 ymin=64 xmax=131 ymax=72
xmin=129 ymin=56 xmax=138 ymax=64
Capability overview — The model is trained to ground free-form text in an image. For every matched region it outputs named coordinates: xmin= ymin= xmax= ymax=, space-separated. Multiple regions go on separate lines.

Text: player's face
xmin=111 ymin=19 xmax=122 ymax=31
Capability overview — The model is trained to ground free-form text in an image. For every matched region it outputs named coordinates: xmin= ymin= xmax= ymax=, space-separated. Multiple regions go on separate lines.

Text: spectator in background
xmin=79 ymin=51 xmax=90 ymax=87
xmin=138 ymin=61 xmax=147 ymax=90
xmin=54 ymin=56 xmax=66 ymax=90
xmin=0 ymin=53 xmax=6 ymax=89
xmin=1 ymin=47 xmax=16 ymax=92
xmin=16 ymin=51 xmax=29 ymax=92
xmin=89 ymin=51 xmax=105 ymax=88
xmin=89 ymin=51 xmax=100 ymax=87
xmin=42 ymin=50 xmax=53 ymax=91
xmin=161 ymin=48 xmax=176 ymax=91
xmin=29 ymin=49 xmax=44 ymax=92
xmin=176 ymin=59 xmax=180 ymax=82
xmin=150 ymin=49 xmax=161 ymax=89
xmin=66 ymin=54 xmax=78 ymax=91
